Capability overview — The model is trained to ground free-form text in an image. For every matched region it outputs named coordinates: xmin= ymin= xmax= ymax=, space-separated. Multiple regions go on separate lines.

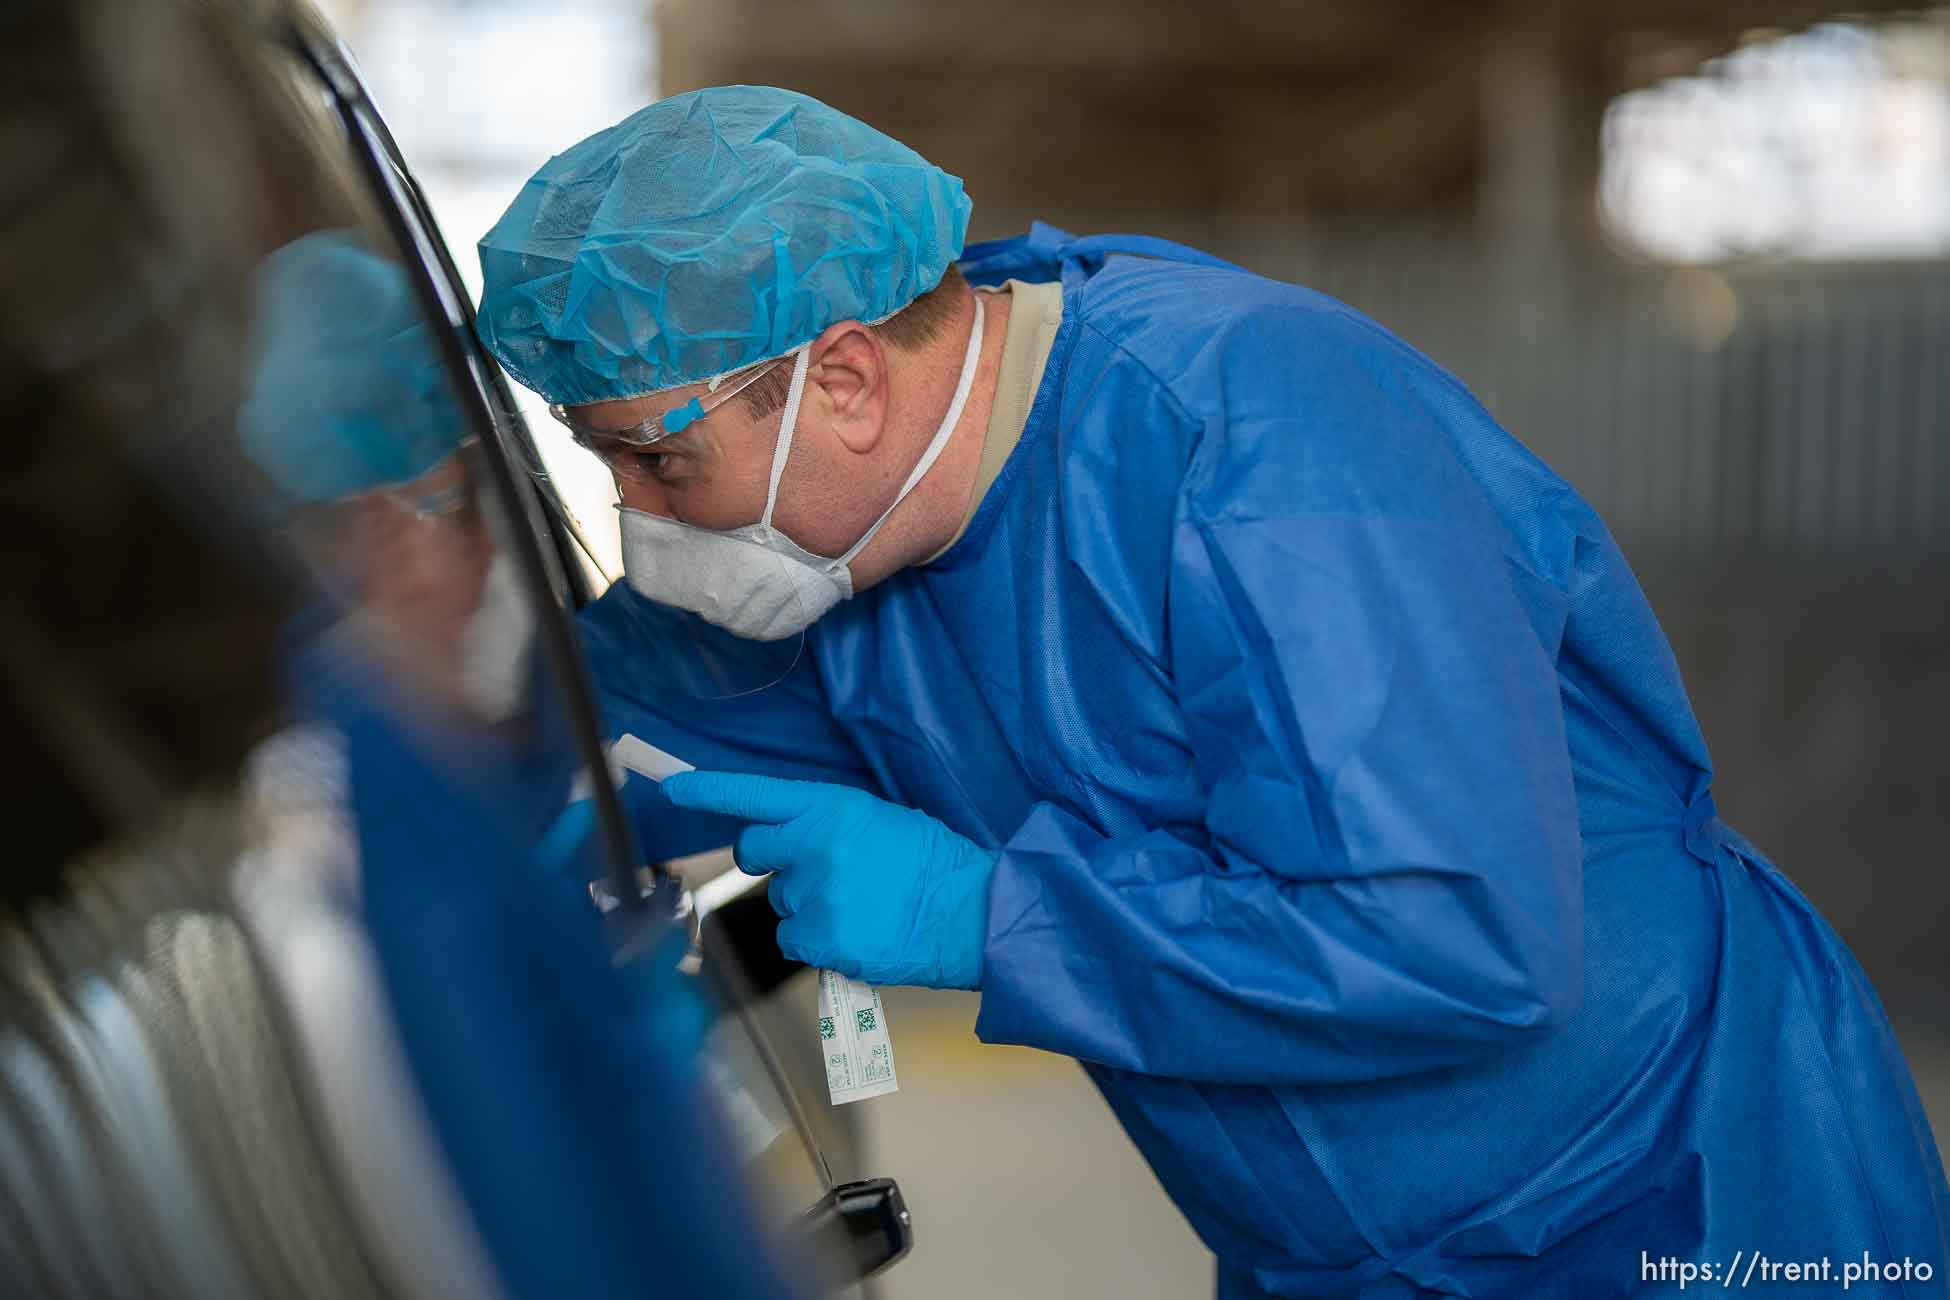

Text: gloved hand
xmin=659 ymin=772 xmax=997 ymax=990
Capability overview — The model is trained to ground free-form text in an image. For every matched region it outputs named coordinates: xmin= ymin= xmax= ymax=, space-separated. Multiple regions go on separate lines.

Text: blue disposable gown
xmin=581 ymin=224 xmax=1950 ymax=1298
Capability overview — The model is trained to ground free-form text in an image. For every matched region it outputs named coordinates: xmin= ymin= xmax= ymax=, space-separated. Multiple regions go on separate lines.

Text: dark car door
xmin=0 ymin=0 xmax=906 ymax=1290
xmin=275 ymin=10 xmax=911 ymax=1293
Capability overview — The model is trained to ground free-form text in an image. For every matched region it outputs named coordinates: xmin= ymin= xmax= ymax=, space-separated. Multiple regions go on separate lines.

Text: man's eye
xmin=635 ymin=451 xmax=681 ymax=480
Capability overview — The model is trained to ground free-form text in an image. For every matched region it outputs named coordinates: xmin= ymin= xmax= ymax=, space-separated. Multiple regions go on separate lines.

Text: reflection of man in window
xmin=238 ymin=230 xmax=527 ymax=720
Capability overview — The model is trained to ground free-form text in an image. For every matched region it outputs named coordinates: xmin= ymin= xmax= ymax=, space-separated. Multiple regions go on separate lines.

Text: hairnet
xmin=475 ymin=86 xmax=973 ymax=407
xmin=239 ymin=231 xmax=462 ymax=503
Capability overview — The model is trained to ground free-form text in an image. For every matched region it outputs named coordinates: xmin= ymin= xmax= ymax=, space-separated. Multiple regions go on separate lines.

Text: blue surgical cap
xmin=475 ymin=86 xmax=973 ymax=407
xmin=239 ymin=231 xmax=462 ymax=502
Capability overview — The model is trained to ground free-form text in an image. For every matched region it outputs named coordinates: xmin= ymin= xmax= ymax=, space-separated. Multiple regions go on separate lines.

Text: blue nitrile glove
xmin=660 ymin=772 xmax=997 ymax=990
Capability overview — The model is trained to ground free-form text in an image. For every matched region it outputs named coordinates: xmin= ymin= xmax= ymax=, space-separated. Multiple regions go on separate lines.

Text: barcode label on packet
xmin=817 ymin=970 xmax=898 ymax=1105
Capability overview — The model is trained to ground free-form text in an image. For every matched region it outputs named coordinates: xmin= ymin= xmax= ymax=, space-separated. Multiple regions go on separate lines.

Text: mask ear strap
xmin=761 ymin=346 xmax=813 ymax=533
xmin=837 ymin=293 xmax=985 ymax=567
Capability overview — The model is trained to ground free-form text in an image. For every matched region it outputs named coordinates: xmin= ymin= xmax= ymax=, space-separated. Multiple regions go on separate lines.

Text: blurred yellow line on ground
xmin=880 ymin=987 xmax=1074 ymax=1082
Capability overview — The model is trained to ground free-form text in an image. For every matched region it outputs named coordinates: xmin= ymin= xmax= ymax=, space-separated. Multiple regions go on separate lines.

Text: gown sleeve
xmin=577 ymin=583 xmax=876 ymax=861
xmin=974 ymin=323 xmax=1586 ymax=1086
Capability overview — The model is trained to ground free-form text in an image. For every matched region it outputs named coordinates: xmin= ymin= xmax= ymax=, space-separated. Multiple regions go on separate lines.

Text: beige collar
xmin=925 ymin=278 xmax=1065 ymax=562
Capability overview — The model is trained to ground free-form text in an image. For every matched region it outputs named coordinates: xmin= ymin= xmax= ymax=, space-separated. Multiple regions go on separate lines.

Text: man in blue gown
xmin=478 ymin=86 xmax=1950 ymax=1297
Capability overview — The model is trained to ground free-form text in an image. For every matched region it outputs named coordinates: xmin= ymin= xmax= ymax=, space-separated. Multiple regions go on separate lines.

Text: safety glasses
xmin=389 ymin=478 xmax=471 ymax=520
xmin=546 ymin=354 xmax=788 ymax=452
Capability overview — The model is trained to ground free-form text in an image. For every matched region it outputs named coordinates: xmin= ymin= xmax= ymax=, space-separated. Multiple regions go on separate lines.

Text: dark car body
xmin=0 ymin=0 xmax=906 ymax=1294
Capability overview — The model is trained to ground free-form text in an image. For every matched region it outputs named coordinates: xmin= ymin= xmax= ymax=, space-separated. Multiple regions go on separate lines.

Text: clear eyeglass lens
xmin=551 ymin=404 xmax=658 ymax=448
xmin=598 ymin=446 xmax=656 ymax=481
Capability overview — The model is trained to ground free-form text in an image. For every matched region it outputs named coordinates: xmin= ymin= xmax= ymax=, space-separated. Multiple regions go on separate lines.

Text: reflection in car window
xmin=237 ymin=227 xmax=537 ymax=726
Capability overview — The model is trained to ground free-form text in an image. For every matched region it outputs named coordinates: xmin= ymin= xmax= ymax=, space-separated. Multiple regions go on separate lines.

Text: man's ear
xmin=806 ymin=320 xmax=887 ymax=455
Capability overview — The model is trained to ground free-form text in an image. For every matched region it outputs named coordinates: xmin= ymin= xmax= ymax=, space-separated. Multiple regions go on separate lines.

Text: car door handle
xmin=796 ymin=1177 xmax=913 ymax=1287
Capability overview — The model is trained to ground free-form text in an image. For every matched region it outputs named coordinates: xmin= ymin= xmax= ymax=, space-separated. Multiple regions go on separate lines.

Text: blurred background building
xmin=313 ymin=2 xmax=1950 ymax=1295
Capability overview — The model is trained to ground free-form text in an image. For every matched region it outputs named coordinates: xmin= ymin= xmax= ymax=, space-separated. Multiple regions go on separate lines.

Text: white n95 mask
xmin=619 ymin=294 xmax=984 ymax=642
xmin=455 ymin=552 xmax=537 ymax=721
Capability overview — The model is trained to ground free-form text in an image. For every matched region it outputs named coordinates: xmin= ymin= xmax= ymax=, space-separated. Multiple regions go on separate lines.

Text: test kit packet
xmin=817 ymin=970 xmax=898 ymax=1105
